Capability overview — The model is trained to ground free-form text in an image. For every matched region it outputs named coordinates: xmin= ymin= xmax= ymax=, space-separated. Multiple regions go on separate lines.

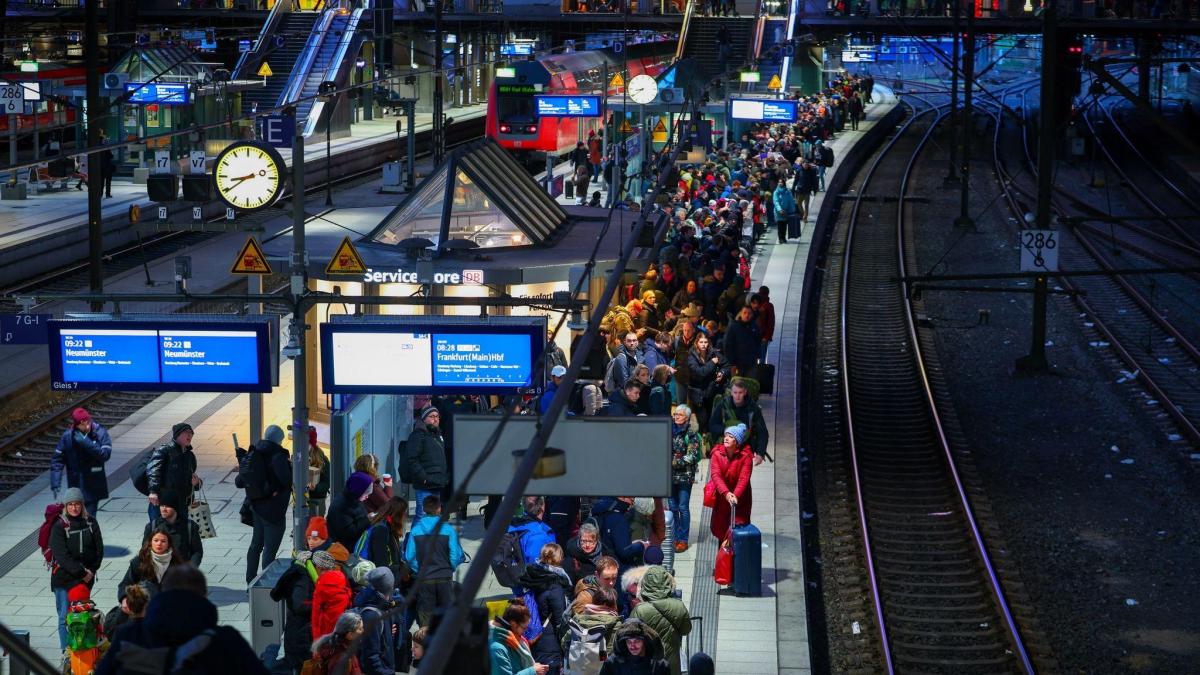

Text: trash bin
xmin=248 ymin=557 xmax=292 ymax=655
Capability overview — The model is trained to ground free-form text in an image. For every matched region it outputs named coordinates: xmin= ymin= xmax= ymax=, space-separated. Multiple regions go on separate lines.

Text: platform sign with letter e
xmin=1020 ymin=229 xmax=1058 ymax=272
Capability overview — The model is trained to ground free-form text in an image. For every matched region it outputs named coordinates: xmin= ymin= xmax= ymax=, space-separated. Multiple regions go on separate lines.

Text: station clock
xmin=627 ymin=74 xmax=659 ymax=105
xmin=212 ymin=141 xmax=286 ymax=212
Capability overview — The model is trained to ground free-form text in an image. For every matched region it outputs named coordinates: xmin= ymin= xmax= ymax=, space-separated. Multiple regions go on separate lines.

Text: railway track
xmin=987 ymin=82 xmax=1200 ymax=448
xmin=819 ymin=95 xmax=1037 ymax=673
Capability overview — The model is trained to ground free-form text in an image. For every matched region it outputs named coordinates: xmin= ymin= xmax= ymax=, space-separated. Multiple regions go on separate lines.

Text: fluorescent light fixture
xmin=740 ymin=71 xmax=761 ymax=83
xmin=496 ymin=67 xmax=516 ymax=78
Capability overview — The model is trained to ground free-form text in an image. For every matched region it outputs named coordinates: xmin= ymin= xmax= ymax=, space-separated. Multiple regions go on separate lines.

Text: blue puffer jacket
xmin=50 ymin=423 xmax=113 ymax=502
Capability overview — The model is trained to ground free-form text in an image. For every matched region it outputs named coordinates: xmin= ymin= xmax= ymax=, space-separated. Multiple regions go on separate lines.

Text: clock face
xmin=213 ymin=142 xmax=286 ymax=211
xmin=628 ymin=74 xmax=659 ymax=105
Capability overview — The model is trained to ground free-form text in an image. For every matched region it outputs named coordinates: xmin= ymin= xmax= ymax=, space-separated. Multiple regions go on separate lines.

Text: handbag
xmin=702 ymin=480 xmax=717 ymax=509
xmin=239 ymin=498 xmax=254 ymax=527
xmin=713 ymin=535 xmax=734 ymax=586
xmin=188 ymin=488 xmax=217 ymax=539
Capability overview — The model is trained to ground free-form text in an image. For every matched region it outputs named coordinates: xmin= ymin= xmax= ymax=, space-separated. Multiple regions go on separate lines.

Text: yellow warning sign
xmin=257 ymin=62 xmax=274 ymax=78
xmin=609 ymin=72 xmax=624 ymax=89
xmin=652 ymin=117 xmax=668 ymax=143
xmin=619 ymin=118 xmax=633 ymax=134
xmin=325 ymin=236 xmax=368 ymax=276
xmin=767 ymin=74 xmax=783 ymax=90
xmin=231 ymin=237 xmax=272 ymax=275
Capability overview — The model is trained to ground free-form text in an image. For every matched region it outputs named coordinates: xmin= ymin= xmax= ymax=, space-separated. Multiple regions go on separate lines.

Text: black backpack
xmin=130 ymin=455 xmax=152 ymax=496
xmin=820 ymin=145 xmax=835 ymax=167
xmin=239 ymin=446 xmax=271 ymax=501
xmin=490 ymin=529 xmax=526 ymax=588
xmin=397 ymin=439 xmax=414 ymax=484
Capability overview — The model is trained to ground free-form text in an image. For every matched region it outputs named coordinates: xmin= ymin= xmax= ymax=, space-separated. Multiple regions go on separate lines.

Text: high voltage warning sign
xmin=325 ymin=236 xmax=368 ymax=275
xmin=231 ymin=237 xmax=272 ymax=275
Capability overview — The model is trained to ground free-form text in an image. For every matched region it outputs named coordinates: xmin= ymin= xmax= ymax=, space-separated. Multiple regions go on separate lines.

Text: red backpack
xmin=38 ymin=503 xmax=65 ymax=569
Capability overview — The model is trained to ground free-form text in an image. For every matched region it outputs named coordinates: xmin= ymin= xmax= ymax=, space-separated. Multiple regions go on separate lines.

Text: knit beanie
xmin=346 ymin=471 xmax=374 ymax=499
xmin=172 ymin=422 xmax=193 ymax=441
xmin=367 ymin=566 xmax=395 ymax=598
xmin=67 ymin=584 xmax=91 ymax=604
xmin=158 ymin=491 xmax=181 ymax=511
xmin=724 ymin=423 xmax=748 ymax=445
xmin=418 ymin=405 xmax=439 ymax=422
xmin=311 ymin=550 xmax=336 ymax=571
xmin=264 ymin=424 xmax=286 ymax=444
xmin=689 ymin=653 xmax=715 ymax=675
xmin=60 ymin=487 xmax=85 ymax=506
xmin=306 ymin=516 xmax=328 ymax=540
xmin=71 ymin=408 xmax=91 ymax=424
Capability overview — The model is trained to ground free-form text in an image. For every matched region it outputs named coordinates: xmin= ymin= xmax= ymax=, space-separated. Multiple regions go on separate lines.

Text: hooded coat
xmin=51 ymin=422 xmax=113 ymax=502
xmin=489 ymin=620 xmax=537 ymax=675
xmin=517 ymin=563 xmax=572 ymax=669
xmin=326 ymin=490 xmax=370 ymax=550
xmin=311 ymin=569 xmax=353 ymax=640
xmin=598 ymin=619 xmax=671 ymax=675
xmin=94 ymin=590 xmax=267 ymax=675
xmin=353 ymin=585 xmax=401 ymax=675
xmin=629 ymin=567 xmax=692 ymax=675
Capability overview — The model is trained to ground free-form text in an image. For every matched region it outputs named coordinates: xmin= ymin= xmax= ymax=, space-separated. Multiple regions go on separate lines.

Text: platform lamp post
xmin=319 ymin=81 xmax=338 ymax=207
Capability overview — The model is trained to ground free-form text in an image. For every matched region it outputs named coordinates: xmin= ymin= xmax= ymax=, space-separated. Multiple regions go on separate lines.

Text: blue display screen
xmin=49 ymin=321 xmax=271 ymax=392
xmin=321 ymin=320 xmax=546 ymax=395
xmin=500 ymin=43 xmax=535 ymax=56
xmin=125 ymin=83 xmax=190 ymax=106
xmin=535 ymin=95 xmax=602 ymax=118
xmin=730 ymin=98 xmax=798 ymax=122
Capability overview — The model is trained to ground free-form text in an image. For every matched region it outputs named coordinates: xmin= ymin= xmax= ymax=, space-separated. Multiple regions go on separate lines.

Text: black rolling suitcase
xmin=750 ymin=363 xmax=775 ymax=395
xmin=787 ymin=213 xmax=803 ymax=239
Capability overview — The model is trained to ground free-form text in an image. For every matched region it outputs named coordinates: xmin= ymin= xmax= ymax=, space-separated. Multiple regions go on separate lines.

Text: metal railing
xmin=674 ymin=0 xmax=698 ymax=61
xmin=300 ymin=7 xmax=364 ymax=138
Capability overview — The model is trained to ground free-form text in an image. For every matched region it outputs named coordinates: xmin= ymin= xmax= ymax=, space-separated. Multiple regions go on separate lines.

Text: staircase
xmin=239 ymin=12 xmax=321 ymax=117
xmin=292 ymin=12 xmax=351 ymax=130
xmin=683 ymin=17 xmax=756 ymax=81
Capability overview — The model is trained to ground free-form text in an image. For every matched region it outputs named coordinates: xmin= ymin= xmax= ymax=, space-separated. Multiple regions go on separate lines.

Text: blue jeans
xmin=669 ymin=484 xmax=691 ymax=543
xmin=54 ymin=587 xmax=69 ymax=649
xmin=414 ymin=488 xmax=439 ymax=519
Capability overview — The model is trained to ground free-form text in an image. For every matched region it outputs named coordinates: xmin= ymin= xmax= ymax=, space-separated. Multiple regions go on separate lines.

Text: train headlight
xmin=500 ymin=124 xmax=511 ymax=133
xmin=526 ymin=125 xmax=538 ymax=134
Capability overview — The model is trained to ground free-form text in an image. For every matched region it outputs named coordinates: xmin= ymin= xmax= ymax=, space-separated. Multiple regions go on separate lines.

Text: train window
xmin=445 ymin=169 xmax=531 ymax=248
xmin=498 ymin=94 xmax=536 ymax=125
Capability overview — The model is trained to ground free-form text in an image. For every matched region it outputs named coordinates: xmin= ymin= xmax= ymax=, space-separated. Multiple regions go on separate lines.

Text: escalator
xmin=235 ymin=7 xmax=322 ymax=116
xmin=677 ymin=0 xmax=797 ymax=88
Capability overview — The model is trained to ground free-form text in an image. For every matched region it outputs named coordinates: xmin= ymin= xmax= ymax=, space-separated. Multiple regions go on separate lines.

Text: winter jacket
xmin=142 ymin=516 xmax=203 ymax=567
xmin=709 ymin=443 xmax=754 ymax=540
xmin=236 ymin=439 xmax=292 ymax=525
xmin=117 ymin=555 xmax=175 ymax=602
xmin=756 ymin=299 xmax=776 ymax=343
xmin=311 ymin=569 xmax=352 ymax=640
xmin=722 ymin=317 xmax=761 ymax=374
xmin=48 ymin=512 xmax=103 ymax=590
xmin=364 ymin=523 xmax=412 ymax=590
xmin=605 ymin=389 xmax=640 ymax=418
xmin=670 ymin=417 xmax=703 ymax=485
xmin=670 ymin=288 xmax=700 ymax=314
xmin=50 ymin=423 xmax=113 ymax=502
xmin=271 ymin=557 xmax=318 ymax=670
xmin=95 ymin=589 xmax=268 ymax=675
xmin=598 ymin=619 xmax=671 ymax=675
xmin=572 ymin=332 xmax=611 ymax=381
xmin=517 ymin=563 xmax=571 ymax=669
xmin=700 ymin=276 xmax=730 ymax=322
xmin=310 ymin=633 xmax=363 ymax=675
xmin=353 ymin=586 xmax=401 ymax=675
xmin=508 ymin=517 xmax=557 ymax=581
xmin=539 ymin=380 xmax=560 ymax=416
xmin=591 ymin=498 xmax=644 ymax=570
xmin=649 ymin=385 xmax=673 ymax=416
xmin=772 ymin=184 xmax=797 ymax=220
xmin=560 ymin=609 xmax=621 ymax=659
xmin=630 ymin=567 xmax=691 ymax=675
xmin=564 ymin=535 xmax=607 ymax=584
xmin=686 ymin=348 xmax=723 ymax=405
xmin=641 ymin=343 xmax=672 ymax=373
xmin=362 ymin=478 xmax=393 ymax=516
xmin=146 ymin=440 xmax=197 ymax=506
xmin=404 ymin=425 xmax=448 ymax=490
xmin=708 ymin=394 xmax=769 ymax=458
xmin=326 ymin=490 xmax=371 ymax=550
xmin=405 ymin=515 xmax=464 ymax=580
xmin=489 ymin=621 xmax=537 ymax=675
xmin=307 ymin=453 xmax=331 ymax=501
xmin=609 ymin=346 xmax=641 ymax=392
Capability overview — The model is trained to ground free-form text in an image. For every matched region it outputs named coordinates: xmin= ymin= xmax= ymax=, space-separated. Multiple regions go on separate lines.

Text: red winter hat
xmin=67 ymin=584 xmax=90 ymax=604
xmin=71 ymin=408 xmax=91 ymax=424
xmin=306 ymin=516 xmax=328 ymax=540
xmin=308 ymin=426 xmax=319 ymax=448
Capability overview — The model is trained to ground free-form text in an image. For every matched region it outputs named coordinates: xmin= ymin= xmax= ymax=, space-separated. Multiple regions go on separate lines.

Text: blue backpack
xmin=520 ymin=589 xmax=550 ymax=643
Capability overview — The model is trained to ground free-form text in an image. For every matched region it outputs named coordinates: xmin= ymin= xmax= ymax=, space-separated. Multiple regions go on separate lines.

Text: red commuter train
xmin=486 ymin=41 xmax=676 ymax=161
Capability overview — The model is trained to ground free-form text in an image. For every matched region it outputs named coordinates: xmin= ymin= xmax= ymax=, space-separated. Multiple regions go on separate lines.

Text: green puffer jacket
xmin=629 ymin=566 xmax=692 ymax=675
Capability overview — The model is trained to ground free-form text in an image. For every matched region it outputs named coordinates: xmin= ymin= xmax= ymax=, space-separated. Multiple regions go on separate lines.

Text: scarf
xmin=672 ymin=421 xmax=688 ymax=435
xmin=150 ymin=550 xmax=172 ymax=582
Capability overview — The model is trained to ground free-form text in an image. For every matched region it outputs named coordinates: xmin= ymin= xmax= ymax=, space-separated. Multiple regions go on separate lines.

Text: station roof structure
xmin=107 ymin=45 xmax=213 ymax=81
xmin=367 ymin=139 xmax=570 ymax=252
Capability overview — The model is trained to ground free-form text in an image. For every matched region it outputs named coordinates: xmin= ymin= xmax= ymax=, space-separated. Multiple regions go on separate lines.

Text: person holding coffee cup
xmin=352 ymin=454 xmax=393 ymax=517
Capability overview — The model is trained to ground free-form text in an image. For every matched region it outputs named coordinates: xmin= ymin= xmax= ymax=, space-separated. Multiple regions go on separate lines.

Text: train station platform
xmin=0 ymin=87 xmax=898 ymax=670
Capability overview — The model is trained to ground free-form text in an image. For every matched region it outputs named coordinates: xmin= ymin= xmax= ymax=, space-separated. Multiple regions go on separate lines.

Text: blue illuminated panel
xmin=49 ymin=320 xmax=271 ymax=392
xmin=125 ymin=83 xmax=190 ymax=106
xmin=500 ymin=43 xmax=535 ymax=56
xmin=730 ymin=98 xmax=797 ymax=122
xmin=535 ymin=95 xmax=602 ymax=118
xmin=433 ymin=333 xmax=534 ymax=387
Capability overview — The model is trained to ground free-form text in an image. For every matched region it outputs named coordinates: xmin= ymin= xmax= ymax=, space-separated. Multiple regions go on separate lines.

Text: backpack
xmin=490 ymin=530 xmax=527 ymax=589
xmin=131 ymin=454 xmax=152 ymax=496
xmin=65 ymin=608 xmax=100 ymax=651
xmin=820 ymin=145 xmax=834 ymax=167
xmin=239 ymin=446 xmax=273 ymax=501
xmin=114 ymin=628 xmax=216 ymax=674
xmin=353 ymin=527 xmax=374 ymax=561
xmin=396 ymin=439 xmax=413 ymax=484
xmin=564 ymin=618 xmax=608 ymax=675
xmin=38 ymin=503 xmax=65 ymax=569
xmin=602 ymin=356 xmax=622 ymax=395
xmin=520 ymin=589 xmax=549 ymax=643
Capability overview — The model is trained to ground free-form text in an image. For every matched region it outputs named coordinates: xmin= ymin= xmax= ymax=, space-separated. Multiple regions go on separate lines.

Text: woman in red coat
xmin=310 ymin=550 xmax=352 ymax=640
xmin=709 ymin=424 xmax=753 ymax=545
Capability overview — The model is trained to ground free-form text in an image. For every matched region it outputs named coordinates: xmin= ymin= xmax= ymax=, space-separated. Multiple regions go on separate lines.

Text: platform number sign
xmin=189 ymin=151 xmax=206 ymax=174
xmin=158 ymin=206 xmax=168 ymax=221
xmin=1020 ymin=229 xmax=1058 ymax=272
xmin=192 ymin=207 xmax=203 ymax=221
xmin=154 ymin=151 xmax=171 ymax=175
xmin=0 ymin=84 xmax=22 ymax=113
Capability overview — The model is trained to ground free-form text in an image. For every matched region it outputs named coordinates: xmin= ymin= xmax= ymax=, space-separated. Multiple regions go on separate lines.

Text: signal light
xmin=499 ymin=124 xmax=511 ymax=133
xmin=526 ymin=125 xmax=538 ymax=133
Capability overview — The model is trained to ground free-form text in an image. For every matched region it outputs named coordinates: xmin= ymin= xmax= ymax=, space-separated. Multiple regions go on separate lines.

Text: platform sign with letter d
xmin=1019 ymin=229 xmax=1058 ymax=272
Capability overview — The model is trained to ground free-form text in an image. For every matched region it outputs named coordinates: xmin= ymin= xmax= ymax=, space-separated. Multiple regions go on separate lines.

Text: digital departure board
xmin=535 ymin=95 xmax=602 ymax=118
xmin=48 ymin=320 xmax=272 ymax=392
xmin=730 ymin=98 xmax=798 ymax=122
xmin=320 ymin=317 xmax=546 ymax=395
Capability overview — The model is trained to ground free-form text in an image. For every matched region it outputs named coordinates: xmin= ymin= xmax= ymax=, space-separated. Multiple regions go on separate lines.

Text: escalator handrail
xmin=302 ymin=7 xmax=366 ymax=138
xmin=279 ymin=8 xmax=337 ymax=109
xmin=233 ymin=0 xmax=291 ymax=80
xmin=674 ymin=0 xmax=696 ymax=62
